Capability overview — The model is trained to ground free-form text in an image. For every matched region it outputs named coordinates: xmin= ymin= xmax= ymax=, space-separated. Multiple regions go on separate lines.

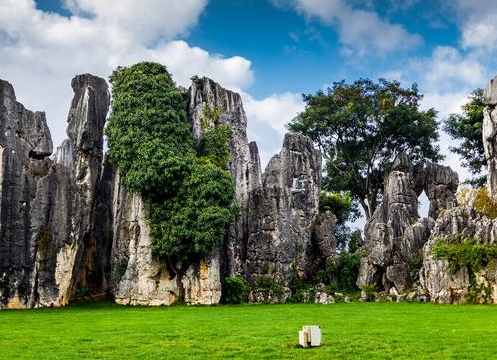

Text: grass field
xmin=1 ymin=301 xmax=496 ymax=359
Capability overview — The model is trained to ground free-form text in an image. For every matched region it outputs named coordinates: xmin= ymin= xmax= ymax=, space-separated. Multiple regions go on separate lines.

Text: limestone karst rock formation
xmin=244 ymin=133 xmax=335 ymax=300
xmin=0 ymin=75 xmax=109 ymax=308
xmin=419 ymin=206 xmax=497 ymax=303
xmin=109 ymin=76 xmax=263 ymax=306
xmin=358 ymin=152 xmax=458 ymax=298
xmin=418 ymin=73 xmax=497 ymax=303
xmin=484 ymin=74 xmax=497 ymax=198
xmin=186 ymin=77 xmax=335 ymax=302
xmin=0 ymin=74 xmax=333 ymax=308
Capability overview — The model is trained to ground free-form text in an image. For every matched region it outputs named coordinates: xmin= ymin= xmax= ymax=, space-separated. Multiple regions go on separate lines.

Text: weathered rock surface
xmin=0 ymin=74 xmax=333 ymax=308
xmin=244 ymin=133 xmax=336 ymax=291
xmin=0 ymin=75 xmax=109 ymax=308
xmin=358 ymin=153 xmax=458 ymax=298
xmin=417 ymin=73 xmax=497 ymax=303
xmin=0 ymin=79 xmax=54 ymax=308
xmin=484 ymin=74 xmax=497 ymax=198
xmin=421 ymin=163 xmax=459 ymax=219
xmin=187 ymin=76 xmax=262 ymax=279
xmin=419 ymin=206 xmax=497 ymax=303
xmin=107 ymin=77 xmax=258 ymax=306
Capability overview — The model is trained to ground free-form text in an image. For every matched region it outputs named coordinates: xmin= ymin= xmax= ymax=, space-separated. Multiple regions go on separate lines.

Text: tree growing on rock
xmin=444 ymin=88 xmax=486 ymax=186
xmin=105 ymin=62 xmax=237 ymax=267
xmin=288 ymin=78 xmax=442 ymax=219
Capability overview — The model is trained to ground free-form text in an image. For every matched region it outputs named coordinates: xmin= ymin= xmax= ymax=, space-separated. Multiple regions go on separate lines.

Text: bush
xmin=326 ymin=252 xmax=360 ymax=292
xmin=222 ymin=276 xmax=251 ymax=304
xmin=256 ymin=277 xmax=284 ymax=298
xmin=432 ymin=235 xmax=497 ymax=274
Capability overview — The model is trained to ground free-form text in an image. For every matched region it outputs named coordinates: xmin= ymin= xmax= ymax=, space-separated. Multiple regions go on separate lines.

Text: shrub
xmin=256 ymin=277 xmax=284 ymax=298
xmin=222 ymin=276 xmax=251 ymax=304
xmin=432 ymin=235 xmax=497 ymax=273
xmin=326 ymin=252 xmax=360 ymax=292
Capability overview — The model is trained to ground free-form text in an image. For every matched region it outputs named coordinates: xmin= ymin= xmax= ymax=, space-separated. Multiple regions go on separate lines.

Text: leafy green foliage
xmin=319 ymin=190 xmax=361 ymax=253
xmin=200 ymin=104 xmax=223 ymax=130
xmin=106 ymin=62 xmax=194 ymax=198
xmin=444 ymin=89 xmax=486 ymax=186
xmin=198 ymin=124 xmax=232 ymax=168
xmin=318 ymin=191 xmax=359 ymax=223
xmin=149 ymin=162 xmax=236 ymax=260
xmin=473 ymin=186 xmax=497 ymax=219
xmin=432 ymin=235 xmax=497 ymax=274
xmin=326 ymin=252 xmax=361 ymax=292
xmin=255 ymin=277 xmax=284 ymax=298
xmin=289 ymin=78 xmax=442 ymax=219
xmin=457 ymin=186 xmax=497 ymax=219
xmin=106 ymin=62 xmax=236 ymax=264
xmin=222 ymin=275 xmax=251 ymax=304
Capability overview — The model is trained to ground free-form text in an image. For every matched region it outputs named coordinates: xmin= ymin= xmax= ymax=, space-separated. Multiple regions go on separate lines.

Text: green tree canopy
xmin=106 ymin=61 xmax=195 ymax=198
xmin=444 ymin=88 xmax=486 ymax=186
xmin=289 ymin=78 xmax=442 ymax=219
xmin=105 ymin=62 xmax=236 ymax=266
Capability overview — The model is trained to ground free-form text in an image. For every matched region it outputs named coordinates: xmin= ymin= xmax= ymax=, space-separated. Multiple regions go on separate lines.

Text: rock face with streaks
xmin=0 ymin=74 xmax=334 ymax=308
xmin=0 ymin=75 xmax=109 ymax=308
xmin=484 ymin=74 xmax=497 ymax=198
xmin=243 ymin=133 xmax=336 ymax=293
xmin=418 ymin=73 xmax=497 ymax=303
xmin=419 ymin=206 xmax=497 ymax=304
xmin=358 ymin=153 xmax=458 ymax=298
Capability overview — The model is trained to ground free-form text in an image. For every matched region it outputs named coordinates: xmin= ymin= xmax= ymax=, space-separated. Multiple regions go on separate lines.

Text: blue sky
xmin=2 ymin=0 xmax=497 ymax=183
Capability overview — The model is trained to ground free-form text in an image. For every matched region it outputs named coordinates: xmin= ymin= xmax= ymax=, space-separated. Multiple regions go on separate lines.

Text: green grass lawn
xmin=1 ymin=301 xmax=496 ymax=359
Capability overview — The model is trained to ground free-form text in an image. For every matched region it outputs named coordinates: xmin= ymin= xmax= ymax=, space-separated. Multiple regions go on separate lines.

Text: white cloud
xmin=63 ymin=0 xmax=207 ymax=43
xmin=0 ymin=0 xmax=254 ymax=149
xmin=418 ymin=46 xmax=486 ymax=91
xmin=146 ymin=41 xmax=253 ymax=91
xmin=243 ymin=92 xmax=303 ymax=136
xmin=284 ymin=0 xmax=422 ymax=56
xmin=399 ymin=46 xmax=489 ymax=182
xmin=450 ymin=0 xmax=497 ymax=53
xmin=243 ymin=92 xmax=304 ymax=167
xmin=461 ymin=19 xmax=497 ymax=52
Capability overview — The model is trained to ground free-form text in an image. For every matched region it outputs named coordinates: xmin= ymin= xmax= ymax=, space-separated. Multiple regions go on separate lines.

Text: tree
xmin=105 ymin=62 xmax=237 ymax=265
xmin=444 ymin=88 xmax=486 ymax=186
xmin=105 ymin=61 xmax=195 ymax=198
xmin=288 ymin=78 xmax=442 ymax=219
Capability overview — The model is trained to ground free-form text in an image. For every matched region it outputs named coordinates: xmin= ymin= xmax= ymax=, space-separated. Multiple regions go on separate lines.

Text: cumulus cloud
xmin=0 ymin=0 xmax=254 ymax=149
xmin=392 ymin=45 xmax=490 ymax=182
xmin=146 ymin=41 xmax=253 ymax=92
xmin=450 ymin=0 xmax=497 ymax=53
xmin=276 ymin=0 xmax=422 ymax=56
xmin=420 ymin=90 xmax=474 ymax=183
xmin=62 ymin=0 xmax=207 ymax=43
xmin=243 ymin=92 xmax=304 ymax=167
xmin=416 ymin=46 xmax=486 ymax=91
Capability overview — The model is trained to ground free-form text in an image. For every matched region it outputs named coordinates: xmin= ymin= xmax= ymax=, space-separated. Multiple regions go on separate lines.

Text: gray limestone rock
xmin=0 ymin=75 xmax=109 ymax=308
xmin=422 ymin=163 xmax=458 ymax=219
xmin=358 ymin=153 xmax=457 ymax=296
xmin=416 ymin=72 xmax=497 ymax=303
xmin=0 ymin=79 xmax=54 ymax=308
xmin=419 ymin=206 xmax=497 ymax=303
xmin=244 ymin=133 xmax=336 ymax=291
xmin=0 ymin=74 xmax=335 ymax=308
xmin=484 ymin=77 xmax=497 ymax=197
xmin=187 ymin=76 xmax=262 ymax=279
